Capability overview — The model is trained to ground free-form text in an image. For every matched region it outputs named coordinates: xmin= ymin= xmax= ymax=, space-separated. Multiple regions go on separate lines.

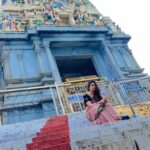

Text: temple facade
xmin=0 ymin=0 xmax=147 ymax=124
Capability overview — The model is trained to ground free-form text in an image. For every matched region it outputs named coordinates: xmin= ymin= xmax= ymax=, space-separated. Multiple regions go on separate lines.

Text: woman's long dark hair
xmin=87 ymin=80 xmax=102 ymax=101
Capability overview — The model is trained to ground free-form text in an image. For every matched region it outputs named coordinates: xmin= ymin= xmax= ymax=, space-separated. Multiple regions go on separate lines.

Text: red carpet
xmin=26 ymin=115 xmax=72 ymax=150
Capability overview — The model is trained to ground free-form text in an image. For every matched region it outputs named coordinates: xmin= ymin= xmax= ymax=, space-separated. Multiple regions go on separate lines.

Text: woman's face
xmin=89 ymin=82 xmax=96 ymax=92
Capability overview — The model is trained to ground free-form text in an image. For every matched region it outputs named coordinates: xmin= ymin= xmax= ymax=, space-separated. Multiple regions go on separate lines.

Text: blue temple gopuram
xmin=0 ymin=0 xmax=149 ymax=125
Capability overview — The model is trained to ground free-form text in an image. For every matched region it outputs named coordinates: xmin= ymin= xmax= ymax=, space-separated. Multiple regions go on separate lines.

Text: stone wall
xmin=0 ymin=118 xmax=47 ymax=150
xmin=69 ymin=112 xmax=150 ymax=150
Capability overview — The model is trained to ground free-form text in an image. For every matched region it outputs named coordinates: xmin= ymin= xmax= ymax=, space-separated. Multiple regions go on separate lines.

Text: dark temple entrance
xmin=55 ymin=57 xmax=98 ymax=81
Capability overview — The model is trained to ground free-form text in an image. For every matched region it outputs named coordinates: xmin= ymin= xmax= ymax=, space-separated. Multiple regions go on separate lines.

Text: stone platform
xmin=69 ymin=112 xmax=150 ymax=150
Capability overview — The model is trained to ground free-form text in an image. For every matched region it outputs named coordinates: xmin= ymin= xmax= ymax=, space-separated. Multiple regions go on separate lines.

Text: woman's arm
xmin=86 ymin=101 xmax=94 ymax=107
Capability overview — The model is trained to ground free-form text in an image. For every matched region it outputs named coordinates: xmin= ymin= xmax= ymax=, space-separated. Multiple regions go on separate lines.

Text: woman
xmin=83 ymin=80 xmax=121 ymax=124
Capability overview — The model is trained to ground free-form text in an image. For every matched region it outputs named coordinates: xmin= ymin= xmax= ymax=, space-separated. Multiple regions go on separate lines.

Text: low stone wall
xmin=69 ymin=112 xmax=150 ymax=150
xmin=0 ymin=118 xmax=48 ymax=150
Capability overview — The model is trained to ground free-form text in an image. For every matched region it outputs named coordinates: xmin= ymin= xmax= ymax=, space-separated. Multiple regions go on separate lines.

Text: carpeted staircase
xmin=26 ymin=115 xmax=71 ymax=150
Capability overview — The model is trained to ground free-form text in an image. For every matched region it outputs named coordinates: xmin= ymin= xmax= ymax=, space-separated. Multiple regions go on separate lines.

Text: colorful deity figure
xmin=93 ymin=16 xmax=101 ymax=26
xmin=10 ymin=17 xmax=16 ymax=31
xmin=24 ymin=0 xmax=29 ymax=4
xmin=10 ymin=0 xmax=17 ymax=3
xmin=81 ymin=11 xmax=88 ymax=24
xmin=15 ymin=17 xmax=22 ymax=31
xmin=81 ymin=12 xmax=98 ymax=26
xmin=44 ymin=7 xmax=55 ymax=23
xmin=35 ymin=10 xmax=43 ymax=17
xmin=53 ymin=12 xmax=60 ymax=24
xmin=88 ymin=15 xmax=96 ymax=26
xmin=21 ymin=17 xmax=29 ymax=31
xmin=80 ymin=2 xmax=87 ymax=13
xmin=84 ymin=14 xmax=96 ymax=26
xmin=68 ymin=0 xmax=76 ymax=10
xmin=34 ymin=0 xmax=40 ymax=5
xmin=36 ymin=17 xmax=44 ymax=26
xmin=73 ymin=9 xmax=82 ymax=24
xmin=2 ymin=17 xmax=10 ymax=31
xmin=74 ymin=0 xmax=82 ymax=5
xmin=17 ymin=0 xmax=25 ymax=4
xmin=52 ymin=0 xmax=65 ymax=11
xmin=29 ymin=17 xmax=37 ymax=29
xmin=2 ymin=0 xmax=16 ymax=5
xmin=28 ymin=10 xmax=35 ymax=17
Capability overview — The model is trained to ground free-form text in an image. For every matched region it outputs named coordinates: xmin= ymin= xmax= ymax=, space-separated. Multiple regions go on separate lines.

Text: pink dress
xmin=84 ymin=94 xmax=120 ymax=124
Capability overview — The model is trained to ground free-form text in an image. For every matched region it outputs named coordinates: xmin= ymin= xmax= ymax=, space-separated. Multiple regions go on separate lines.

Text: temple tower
xmin=0 ymin=0 xmax=146 ymax=124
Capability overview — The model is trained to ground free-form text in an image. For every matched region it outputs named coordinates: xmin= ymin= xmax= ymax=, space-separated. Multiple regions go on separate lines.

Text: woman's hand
xmin=99 ymin=98 xmax=108 ymax=104
xmin=86 ymin=101 xmax=94 ymax=107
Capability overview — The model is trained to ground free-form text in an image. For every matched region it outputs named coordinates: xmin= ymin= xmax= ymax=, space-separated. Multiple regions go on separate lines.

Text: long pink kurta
xmin=85 ymin=103 xmax=120 ymax=124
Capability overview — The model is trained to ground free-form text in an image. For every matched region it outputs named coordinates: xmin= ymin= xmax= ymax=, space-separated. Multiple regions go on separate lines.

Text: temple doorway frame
xmin=54 ymin=55 xmax=99 ymax=82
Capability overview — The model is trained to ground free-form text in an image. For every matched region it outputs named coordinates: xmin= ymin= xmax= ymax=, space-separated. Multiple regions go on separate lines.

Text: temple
xmin=0 ymin=0 xmax=149 ymax=125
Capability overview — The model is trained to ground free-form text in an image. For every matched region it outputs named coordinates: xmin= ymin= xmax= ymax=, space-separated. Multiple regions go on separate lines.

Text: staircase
xmin=26 ymin=115 xmax=72 ymax=150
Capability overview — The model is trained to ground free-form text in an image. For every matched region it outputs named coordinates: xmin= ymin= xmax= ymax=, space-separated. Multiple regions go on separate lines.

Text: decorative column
xmin=3 ymin=49 xmax=10 ymax=79
xmin=34 ymin=44 xmax=47 ymax=76
xmin=110 ymin=46 xmax=128 ymax=68
xmin=1 ymin=111 xmax=7 ymax=124
xmin=124 ymin=47 xmax=139 ymax=68
xmin=42 ymin=41 xmax=61 ymax=83
xmin=0 ymin=42 xmax=5 ymax=88
xmin=16 ymin=51 xmax=26 ymax=78
xmin=101 ymin=41 xmax=123 ymax=79
xmin=119 ymin=47 xmax=135 ymax=69
xmin=94 ymin=50 xmax=108 ymax=77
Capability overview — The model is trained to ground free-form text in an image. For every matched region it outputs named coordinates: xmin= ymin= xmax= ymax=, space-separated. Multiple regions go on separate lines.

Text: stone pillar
xmin=16 ymin=51 xmax=26 ymax=77
xmin=42 ymin=41 xmax=61 ymax=83
xmin=34 ymin=44 xmax=47 ymax=76
xmin=120 ymin=47 xmax=137 ymax=69
xmin=101 ymin=41 xmax=123 ymax=79
xmin=110 ymin=46 xmax=127 ymax=68
xmin=125 ymin=47 xmax=140 ymax=68
xmin=0 ymin=116 xmax=2 ymax=126
xmin=94 ymin=50 xmax=108 ymax=77
xmin=0 ymin=42 xmax=5 ymax=88
xmin=1 ymin=111 xmax=7 ymax=124
xmin=3 ymin=49 xmax=10 ymax=79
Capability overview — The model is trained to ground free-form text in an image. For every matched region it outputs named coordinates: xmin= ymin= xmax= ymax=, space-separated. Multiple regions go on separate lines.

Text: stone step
xmin=75 ymin=138 xmax=137 ymax=150
xmin=26 ymin=115 xmax=71 ymax=150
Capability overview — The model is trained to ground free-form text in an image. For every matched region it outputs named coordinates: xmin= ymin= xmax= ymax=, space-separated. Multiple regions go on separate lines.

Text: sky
xmin=91 ymin=0 xmax=150 ymax=74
